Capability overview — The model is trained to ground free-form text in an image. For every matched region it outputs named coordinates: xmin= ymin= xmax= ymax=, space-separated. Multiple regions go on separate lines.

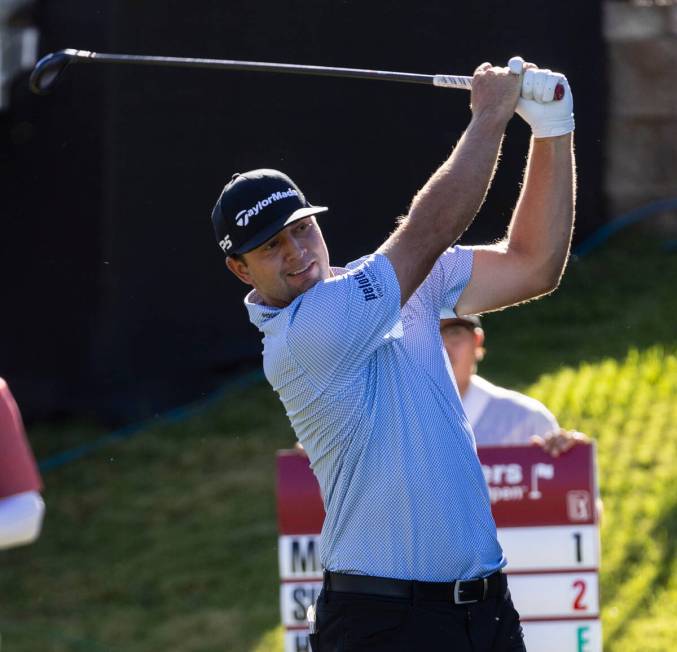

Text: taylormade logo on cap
xmin=235 ymin=188 xmax=299 ymax=227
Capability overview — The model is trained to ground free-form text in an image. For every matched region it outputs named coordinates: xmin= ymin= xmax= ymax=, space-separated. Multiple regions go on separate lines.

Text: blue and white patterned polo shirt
xmin=245 ymin=247 xmax=505 ymax=581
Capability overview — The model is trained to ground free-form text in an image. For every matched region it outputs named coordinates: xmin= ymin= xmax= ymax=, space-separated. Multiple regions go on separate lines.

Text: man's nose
xmin=283 ymin=235 xmax=306 ymax=260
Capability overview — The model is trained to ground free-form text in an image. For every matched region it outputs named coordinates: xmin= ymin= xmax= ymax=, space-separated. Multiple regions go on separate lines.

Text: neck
xmin=457 ymin=377 xmax=471 ymax=397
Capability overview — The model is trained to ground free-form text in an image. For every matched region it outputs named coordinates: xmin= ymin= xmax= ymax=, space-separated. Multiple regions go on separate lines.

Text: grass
xmin=1 ymin=229 xmax=675 ymax=651
xmin=530 ymin=347 xmax=677 ymax=651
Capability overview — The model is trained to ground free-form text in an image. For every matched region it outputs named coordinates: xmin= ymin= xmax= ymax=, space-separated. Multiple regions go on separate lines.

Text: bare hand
xmin=531 ymin=429 xmax=590 ymax=457
xmin=470 ymin=62 xmax=522 ymax=127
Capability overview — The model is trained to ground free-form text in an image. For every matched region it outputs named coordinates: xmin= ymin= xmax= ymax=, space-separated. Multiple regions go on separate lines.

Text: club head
xmin=29 ymin=49 xmax=79 ymax=95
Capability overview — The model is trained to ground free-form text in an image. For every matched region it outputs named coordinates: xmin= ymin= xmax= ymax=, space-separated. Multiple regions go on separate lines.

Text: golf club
xmin=29 ymin=49 xmax=565 ymax=99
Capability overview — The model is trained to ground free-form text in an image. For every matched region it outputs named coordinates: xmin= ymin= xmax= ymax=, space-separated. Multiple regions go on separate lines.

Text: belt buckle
xmin=452 ymin=577 xmax=488 ymax=604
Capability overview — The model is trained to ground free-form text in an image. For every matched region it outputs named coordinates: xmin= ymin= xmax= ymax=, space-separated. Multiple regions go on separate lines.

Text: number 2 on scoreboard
xmin=572 ymin=579 xmax=588 ymax=611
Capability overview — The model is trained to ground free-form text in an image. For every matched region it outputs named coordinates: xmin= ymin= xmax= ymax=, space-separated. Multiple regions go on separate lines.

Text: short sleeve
xmin=501 ymin=406 xmax=560 ymax=445
xmin=286 ymin=253 xmax=402 ymax=390
xmin=421 ymin=246 xmax=474 ymax=319
xmin=474 ymin=394 xmax=560 ymax=446
xmin=527 ymin=406 xmax=560 ymax=438
xmin=0 ymin=380 xmax=43 ymax=498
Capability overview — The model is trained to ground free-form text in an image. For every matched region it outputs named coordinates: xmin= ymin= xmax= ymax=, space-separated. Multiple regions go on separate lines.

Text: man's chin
xmin=290 ymin=275 xmax=321 ymax=298
xmin=283 ymin=262 xmax=332 ymax=303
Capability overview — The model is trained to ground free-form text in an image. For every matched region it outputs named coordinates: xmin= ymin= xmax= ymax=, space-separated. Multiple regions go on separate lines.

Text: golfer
xmin=211 ymin=58 xmax=575 ymax=651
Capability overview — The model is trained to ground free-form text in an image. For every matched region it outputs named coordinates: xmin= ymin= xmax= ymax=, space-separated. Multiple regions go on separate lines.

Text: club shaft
xmin=70 ymin=49 xmax=459 ymax=87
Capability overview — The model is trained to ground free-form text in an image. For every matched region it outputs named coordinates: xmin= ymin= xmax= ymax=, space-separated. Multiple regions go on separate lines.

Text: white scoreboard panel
xmin=278 ymin=535 xmax=322 ymax=579
xmin=280 ymin=581 xmax=322 ymax=627
xmin=284 ymin=629 xmax=311 ymax=652
xmin=523 ymin=621 xmax=602 ymax=652
xmin=498 ymin=525 xmax=600 ymax=572
xmin=509 ymin=572 xmax=599 ymax=618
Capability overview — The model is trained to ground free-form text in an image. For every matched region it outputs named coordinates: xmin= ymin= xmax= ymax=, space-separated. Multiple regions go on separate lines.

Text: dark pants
xmin=309 ymin=586 xmax=526 ymax=652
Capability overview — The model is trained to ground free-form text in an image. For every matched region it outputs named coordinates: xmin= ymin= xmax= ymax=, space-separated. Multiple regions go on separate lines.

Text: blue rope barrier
xmin=38 ymin=368 xmax=265 ymax=472
xmin=574 ymin=197 xmax=677 ymax=257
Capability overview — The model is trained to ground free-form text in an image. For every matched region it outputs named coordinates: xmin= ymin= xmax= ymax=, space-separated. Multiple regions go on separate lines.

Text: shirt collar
xmin=244 ymin=289 xmax=283 ymax=332
xmin=243 ymin=265 xmax=347 ymax=333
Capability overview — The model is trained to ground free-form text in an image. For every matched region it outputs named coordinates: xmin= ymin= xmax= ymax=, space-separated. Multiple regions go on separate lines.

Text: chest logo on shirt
xmin=353 ymin=269 xmax=383 ymax=302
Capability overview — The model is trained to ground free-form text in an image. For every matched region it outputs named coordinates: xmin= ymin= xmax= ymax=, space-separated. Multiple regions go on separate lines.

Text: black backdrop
xmin=1 ymin=0 xmax=604 ymax=423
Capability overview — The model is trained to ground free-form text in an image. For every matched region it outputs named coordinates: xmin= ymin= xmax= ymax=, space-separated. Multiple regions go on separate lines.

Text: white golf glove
xmin=508 ymin=57 xmax=575 ymax=139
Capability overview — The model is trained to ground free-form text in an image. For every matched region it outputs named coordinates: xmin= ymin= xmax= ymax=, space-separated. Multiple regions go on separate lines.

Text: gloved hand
xmin=508 ymin=57 xmax=575 ymax=139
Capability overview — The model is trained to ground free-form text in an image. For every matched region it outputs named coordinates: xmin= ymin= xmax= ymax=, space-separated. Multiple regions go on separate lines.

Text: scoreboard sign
xmin=276 ymin=444 xmax=602 ymax=652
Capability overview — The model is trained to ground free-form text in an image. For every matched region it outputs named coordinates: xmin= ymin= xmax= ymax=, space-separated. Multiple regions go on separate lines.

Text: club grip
xmin=433 ymin=74 xmax=565 ymax=101
xmin=432 ymin=75 xmax=473 ymax=90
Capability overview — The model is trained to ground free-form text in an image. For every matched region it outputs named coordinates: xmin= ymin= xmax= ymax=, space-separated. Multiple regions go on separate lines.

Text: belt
xmin=324 ymin=569 xmax=506 ymax=605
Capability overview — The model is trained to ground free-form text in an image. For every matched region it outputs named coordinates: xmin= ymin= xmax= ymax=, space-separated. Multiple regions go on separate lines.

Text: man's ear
xmin=225 ymin=256 xmax=253 ymax=286
xmin=474 ymin=327 xmax=485 ymax=348
xmin=474 ymin=327 xmax=486 ymax=361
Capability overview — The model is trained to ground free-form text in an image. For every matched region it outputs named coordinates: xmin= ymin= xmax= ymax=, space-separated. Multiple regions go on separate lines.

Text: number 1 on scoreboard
xmin=573 ymin=531 xmax=583 ymax=563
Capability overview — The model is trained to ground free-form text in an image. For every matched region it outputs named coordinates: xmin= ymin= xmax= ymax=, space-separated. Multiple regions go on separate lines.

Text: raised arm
xmin=455 ymin=66 xmax=576 ymax=316
xmin=378 ymin=62 xmax=521 ymax=306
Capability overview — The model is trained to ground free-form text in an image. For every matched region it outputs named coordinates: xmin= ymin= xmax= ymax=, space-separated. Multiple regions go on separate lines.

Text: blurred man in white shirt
xmin=441 ymin=315 xmax=588 ymax=455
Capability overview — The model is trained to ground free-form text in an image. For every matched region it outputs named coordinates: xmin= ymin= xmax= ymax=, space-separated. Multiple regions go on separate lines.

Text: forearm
xmin=505 ymin=134 xmax=575 ymax=292
xmin=380 ymin=114 xmax=507 ymax=302
xmin=411 ymin=114 xmax=506 ymax=250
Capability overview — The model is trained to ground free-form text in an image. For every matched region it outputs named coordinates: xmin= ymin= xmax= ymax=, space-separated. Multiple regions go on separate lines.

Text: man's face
xmin=440 ymin=319 xmax=484 ymax=395
xmin=226 ymin=217 xmax=331 ymax=308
